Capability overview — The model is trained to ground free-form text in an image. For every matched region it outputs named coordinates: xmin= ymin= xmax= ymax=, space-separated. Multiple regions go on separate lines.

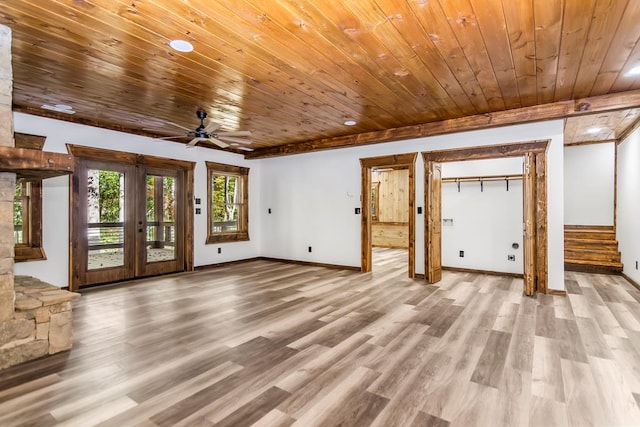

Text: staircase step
xmin=565 ymin=232 xmax=616 ymax=241
xmin=564 ymin=225 xmax=621 ymax=274
xmin=565 ymin=259 xmax=623 ymax=274
xmin=565 ymin=239 xmax=619 ymax=250
xmin=564 ymin=249 xmax=621 ymax=263
xmin=565 ymin=225 xmax=616 ymax=241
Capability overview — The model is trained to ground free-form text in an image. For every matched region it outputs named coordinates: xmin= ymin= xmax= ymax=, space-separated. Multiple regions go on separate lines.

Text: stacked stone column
xmin=0 ymin=24 xmax=15 ymax=322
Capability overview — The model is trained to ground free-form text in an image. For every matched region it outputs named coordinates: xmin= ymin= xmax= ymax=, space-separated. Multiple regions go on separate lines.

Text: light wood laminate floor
xmin=2 ymin=248 xmax=640 ymax=426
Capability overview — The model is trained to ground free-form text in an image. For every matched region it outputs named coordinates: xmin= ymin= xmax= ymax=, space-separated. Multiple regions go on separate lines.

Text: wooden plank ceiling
xmin=2 ymin=0 xmax=640 ymax=157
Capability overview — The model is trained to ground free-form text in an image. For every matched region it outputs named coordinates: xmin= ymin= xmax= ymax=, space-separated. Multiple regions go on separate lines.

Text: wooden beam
xmin=246 ymin=90 xmax=640 ymax=159
xmin=0 ymin=146 xmax=74 ymax=180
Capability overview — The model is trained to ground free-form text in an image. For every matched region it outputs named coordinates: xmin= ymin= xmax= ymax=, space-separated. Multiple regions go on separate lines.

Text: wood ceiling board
xmin=572 ymin=0 xmax=630 ymax=99
xmin=563 ymin=107 xmax=640 ymax=144
xmin=335 ymin=0 xmax=472 ymax=116
xmin=501 ymin=0 xmax=537 ymax=107
xmin=2 ymin=0 xmax=640 ymax=154
xmin=532 ymin=0 xmax=563 ymax=105
xmin=590 ymin=1 xmax=640 ymax=94
xmin=413 ymin=0 xmax=492 ymax=113
xmin=469 ymin=0 xmax=520 ymax=110
xmin=435 ymin=0 xmax=506 ymax=111
xmin=554 ymin=0 xmax=596 ymax=102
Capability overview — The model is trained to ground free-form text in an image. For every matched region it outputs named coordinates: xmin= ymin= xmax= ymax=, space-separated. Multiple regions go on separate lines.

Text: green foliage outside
xmin=13 ymin=183 xmax=24 ymax=243
xmin=211 ymin=174 xmax=239 ymax=231
xmin=88 ymin=170 xmax=123 ymax=245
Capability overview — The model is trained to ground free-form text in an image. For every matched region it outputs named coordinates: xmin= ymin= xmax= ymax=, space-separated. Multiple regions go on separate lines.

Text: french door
xmin=70 ymin=152 xmax=191 ymax=289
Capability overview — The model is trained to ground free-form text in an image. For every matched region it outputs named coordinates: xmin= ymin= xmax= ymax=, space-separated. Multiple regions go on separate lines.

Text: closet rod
xmin=442 ymin=173 xmax=523 ymax=183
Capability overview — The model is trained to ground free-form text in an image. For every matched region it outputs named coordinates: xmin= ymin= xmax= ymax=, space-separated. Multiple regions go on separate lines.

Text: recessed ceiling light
xmin=169 ymin=39 xmax=194 ymax=53
xmin=587 ymin=127 xmax=602 ymax=134
xmin=625 ymin=65 xmax=640 ymax=77
xmin=344 ymin=120 xmax=357 ymax=126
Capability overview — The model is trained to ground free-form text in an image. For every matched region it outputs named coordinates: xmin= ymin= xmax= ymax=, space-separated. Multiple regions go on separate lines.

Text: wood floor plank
xmin=470 ymin=330 xmax=512 ymax=388
xmin=213 ymin=386 xmax=291 ymax=427
xmin=560 ymin=358 xmax=608 ymax=427
xmin=1 ymin=249 xmax=640 ymax=426
xmin=531 ymin=336 xmax=565 ymax=403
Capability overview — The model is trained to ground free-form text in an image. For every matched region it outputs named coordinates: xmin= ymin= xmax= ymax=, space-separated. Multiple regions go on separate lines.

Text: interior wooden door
xmin=523 ymin=153 xmax=537 ymax=295
xmin=72 ymin=159 xmax=136 ymax=288
xmin=136 ymin=166 xmax=185 ymax=278
xmin=426 ymin=161 xmax=442 ymax=283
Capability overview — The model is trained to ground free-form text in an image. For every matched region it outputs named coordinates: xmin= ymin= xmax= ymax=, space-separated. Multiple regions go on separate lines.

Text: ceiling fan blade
xmin=186 ymin=137 xmax=202 ymax=147
xmin=216 ymin=135 xmax=252 ymax=145
xmin=217 ymin=130 xmax=252 ymax=137
xmin=211 ymin=138 xmax=230 ymax=148
xmin=204 ymin=121 xmax=221 ymax=134
xmin=155 ymin=135 xmax=185 ymax=140
xmin=165 ymin=121 xmax=194 ymax=131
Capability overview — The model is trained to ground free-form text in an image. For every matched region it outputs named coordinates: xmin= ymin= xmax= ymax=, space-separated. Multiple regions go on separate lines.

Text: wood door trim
xmin=426 ymin=161 xmax=442 ymax=283
xmin=360 ymin=153 xmax=417 ymax=277
xmin=67 ymin=145 xmax=195 ymax=171
xmin=422 ymin=140 xmax=550 ymax=294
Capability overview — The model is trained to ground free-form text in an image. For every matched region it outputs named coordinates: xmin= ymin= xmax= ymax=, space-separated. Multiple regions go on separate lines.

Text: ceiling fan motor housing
xmin=196 ymin=110 xmax=209 ymax=137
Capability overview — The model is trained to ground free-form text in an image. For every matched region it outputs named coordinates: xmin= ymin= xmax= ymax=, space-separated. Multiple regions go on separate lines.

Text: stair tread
xmin=564 ymin=239 xmax=618 ymax=245
xmin=565 ymin=258 xmax=623 ymax=267
xmin=565 ymin=248 xmax=620 ymax=254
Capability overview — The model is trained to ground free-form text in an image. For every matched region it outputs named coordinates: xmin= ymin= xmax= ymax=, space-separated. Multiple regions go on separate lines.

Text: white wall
xmin=564 ymin=143 xmax=615 ymax=225
xmin=13 ymin=114 xmax=565 ymax=291
xmin=12 ymin=113 xmax=261 ymax=287
xmin=260 ymin=120 xmax=565 ymax=290
xmin=617 ymin=127 xmax=640 ymax=284
xmin=441 ymin=158 xmax=523 ymax=274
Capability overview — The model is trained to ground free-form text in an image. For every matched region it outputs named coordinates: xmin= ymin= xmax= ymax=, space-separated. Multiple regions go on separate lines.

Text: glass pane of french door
xmin=87 ymin=169 xmax=126 ymax=270
xmin=145 ymin=174 xmax=176 ymax=264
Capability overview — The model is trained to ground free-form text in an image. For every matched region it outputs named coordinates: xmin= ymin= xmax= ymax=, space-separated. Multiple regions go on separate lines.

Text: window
xmin=206 ymin=161 xmax=249 ymax=244
xmin=14 ymin=132 xmax=46 ymax=262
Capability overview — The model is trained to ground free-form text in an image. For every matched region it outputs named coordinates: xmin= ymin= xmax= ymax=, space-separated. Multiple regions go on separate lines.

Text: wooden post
xmin=0 ymin=24 xmax=16 ymax=321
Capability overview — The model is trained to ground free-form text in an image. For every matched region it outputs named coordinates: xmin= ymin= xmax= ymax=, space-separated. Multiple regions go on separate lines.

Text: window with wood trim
xmin=206 ymin=161 xmax=249 ymax=244
xmin=14 ymin=132 xmax=46 ymax=262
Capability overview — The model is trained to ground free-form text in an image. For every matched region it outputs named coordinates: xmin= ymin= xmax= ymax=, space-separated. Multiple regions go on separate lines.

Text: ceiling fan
xmin=148 ymin=110 xmax=252 ymax=149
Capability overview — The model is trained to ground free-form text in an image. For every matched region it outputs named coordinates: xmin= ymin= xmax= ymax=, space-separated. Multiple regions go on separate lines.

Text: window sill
xmin=206 ymin=233 xmax=249 ymax=244
xmin=15 ymin=246 xmax=47 ymax=262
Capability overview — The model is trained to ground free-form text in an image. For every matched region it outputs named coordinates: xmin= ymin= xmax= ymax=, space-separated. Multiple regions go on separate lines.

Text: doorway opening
xmin=440 ymin=158 xmax=524 ymax=277
xmin=68 ymin=146 xmax=195 ymax=290
xmin=360 ymin=153 xmax=417 ymax=278
xmin=371 ymin=168 xmax=410 ymax=274
xmin=423 ymin=141 xmax=549 ymax=296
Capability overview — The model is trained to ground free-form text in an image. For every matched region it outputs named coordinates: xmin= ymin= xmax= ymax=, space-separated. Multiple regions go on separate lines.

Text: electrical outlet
xmin=355 ymin=208 xmax=361 ymax=214
xmin=508 ymin=254 xmax=516 ymax=261
xmin=268 ymin=208 xmax=272 ymax=214
xmin=636 ymin=260 xmax=638 ymax=270
xmin=308 ymin=246 xmax=312 ymax=253
xmin=217 ymin=248 xmax=222 ymax=254
xmin=459 ymin=250 xmax=464 ymax=257
xmin=417 ymin=207 xmax=422 ymax=214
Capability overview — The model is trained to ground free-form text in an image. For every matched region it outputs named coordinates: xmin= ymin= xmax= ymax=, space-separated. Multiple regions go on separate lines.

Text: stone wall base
xmin=0 ymin=276 xmax=80 ymax=370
